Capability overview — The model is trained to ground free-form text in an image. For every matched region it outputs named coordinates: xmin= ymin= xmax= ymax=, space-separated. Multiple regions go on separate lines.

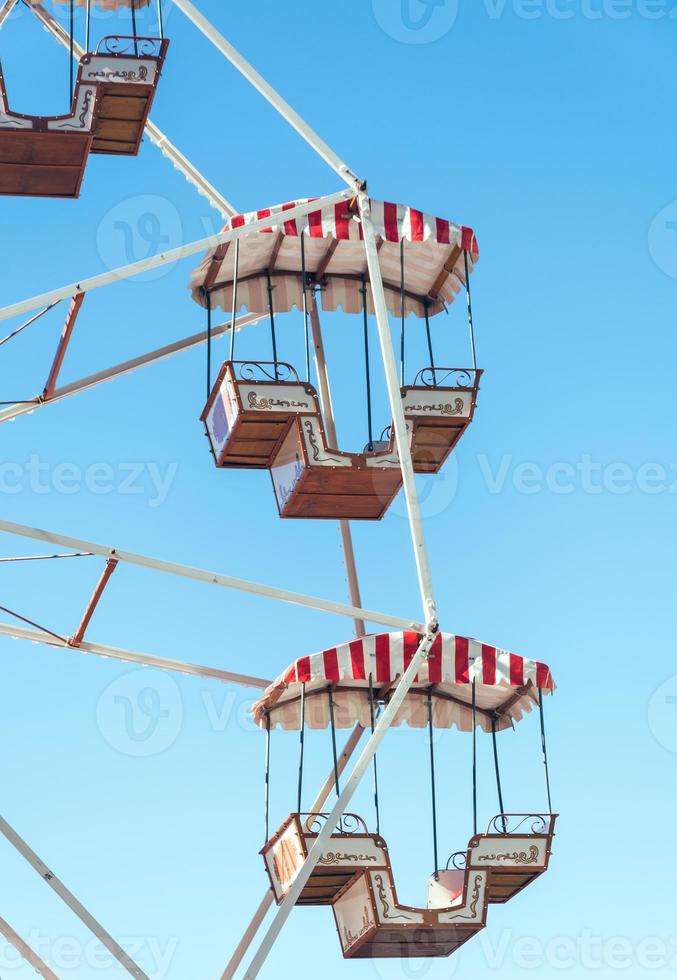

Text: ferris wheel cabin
xmin=0 ymin=0 xmax=168 ymax=197
xmin=252 ymin=630 xmax=557 ymax=960
xmin=193 ymin=198 xmax=482 ymax=520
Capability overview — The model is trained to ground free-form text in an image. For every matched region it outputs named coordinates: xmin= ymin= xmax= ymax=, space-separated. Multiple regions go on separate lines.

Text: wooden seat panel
xmin=0 ymin=158 xmax=89 ymax=198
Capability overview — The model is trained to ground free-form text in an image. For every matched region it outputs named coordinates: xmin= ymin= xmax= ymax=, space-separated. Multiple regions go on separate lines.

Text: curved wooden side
xmin=402 ymin=372 xmax=482 ymax=474
xmin=261 ymin=814 xmax=391 ymax=908
xmin=203 ymin=362 xmax=482 ymax=519
xmin=330 ymin=813 xmax=556 ymax=960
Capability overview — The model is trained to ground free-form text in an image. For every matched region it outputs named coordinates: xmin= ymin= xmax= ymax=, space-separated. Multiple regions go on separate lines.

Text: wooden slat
xmin=93 ymin=118 xmax=145 ymax=143
xmin=428 ymin=243 xmax=463 ymax=300
xmin=414 ymin=426 xmax=465 ymax=447
xmin=218 ymin=456 xmax=272 ymax=469
xmin=284 ymin=494 xmax=389 ymax=520
xmin=237 ymin=421 xmax=289 ymax=440
xmin=302 ymin=468 xmax=402 ymax=496
xmin=0 ymin=163 xmax=83 ymax=197
xmin=91 ymin=141 xmax=138 ymax=155
xmin=0 ymin=133 xmax=89 ymax=167
xmin=98 ymin=95 xmax=147 ymax=121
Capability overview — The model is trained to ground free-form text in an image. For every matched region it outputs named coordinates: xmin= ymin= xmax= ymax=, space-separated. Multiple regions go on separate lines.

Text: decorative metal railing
xmin=445 ymin=850 xmax=467 ymax=871
xmin=300 ymin=812 xmax=369 ymax=836
xmin=95 ymin=36 xmax=165 ymax=58
xmin=486 ymin=813 xmax=554 ymax=836
xmin=412 ymin=367 xmax=481 ymax=390
xmin=231 ymin=360 xmax=300 ymax=384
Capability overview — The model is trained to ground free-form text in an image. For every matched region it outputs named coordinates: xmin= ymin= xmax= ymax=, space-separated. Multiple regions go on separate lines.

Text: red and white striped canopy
xmin=251 ymin=631 xmax=554 ymax=734
xmin=190 ymin=198 xmax=479 ymax=320
xmin=44 ymin=0 xmax=151 ymax=8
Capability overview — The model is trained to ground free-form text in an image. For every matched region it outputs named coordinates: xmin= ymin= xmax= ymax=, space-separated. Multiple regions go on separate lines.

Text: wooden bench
xmin=261 ymin=813 xmax=390 ymax=908
xmin=403 ymin=368 xmax=482 ymax=474
xmin=333 ymin=813 xmax=556 ymax=959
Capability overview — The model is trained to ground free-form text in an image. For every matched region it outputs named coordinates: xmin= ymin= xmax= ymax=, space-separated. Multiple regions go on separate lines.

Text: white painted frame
xmin=0 ymin=815 xmax=150 ymax=978
xmin=1 ymin=2 xmax=446 ymax=974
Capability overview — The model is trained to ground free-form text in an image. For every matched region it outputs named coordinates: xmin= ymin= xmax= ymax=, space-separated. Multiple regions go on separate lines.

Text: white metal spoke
xmin=359 ymin=193 xmax=438 ymax=624
xmin=0 ymin=0 xmax=17 ymax=33
xmin=0 ymin=520 xmax=422 ymax=632
xmin=171 ymin=0 xmax=362 ymax=193
xmin=0 ymin=312 xmax=264 ymax=425
xmin=0 ymin=621 xmax=270 ymax=689
xmin=308 ymin=299 xmax=365 ymax=636
xmin=242 ymin=628 xmax=437 ymax=977
xmin=220 ymin=723 xmax=365 ymax=979
xmin=0 ymin=815 xmax=149 ymax=979
xmin=0 ymin=191 xmax=353 ymax=323
xmin=0 ymin=917 xmax=58 ymax=980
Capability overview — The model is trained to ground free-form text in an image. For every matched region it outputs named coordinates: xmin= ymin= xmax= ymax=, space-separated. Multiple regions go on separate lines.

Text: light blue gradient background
xmin=0 ymin=1 xmax=674 ymax=977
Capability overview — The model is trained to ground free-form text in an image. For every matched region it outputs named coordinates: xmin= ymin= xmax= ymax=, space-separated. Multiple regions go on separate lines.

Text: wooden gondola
xmin=0 ymin=0 xmax=167 ymax=197
xmin=252 ymin=631 xmax=557 ymax=960
xmin=193 ymin=197 xmax=482 ymax=520
xmin=202 ymin=359 xmax=481 ymax=518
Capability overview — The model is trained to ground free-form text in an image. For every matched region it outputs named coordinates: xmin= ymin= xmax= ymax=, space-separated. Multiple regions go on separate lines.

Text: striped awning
xmin=44 ymin=0 xmax=151 ymax=8
xmin=251 ymin=631 xmax=554 ymax=734
xmin=190 ymin=198 xmax=479 ymax=320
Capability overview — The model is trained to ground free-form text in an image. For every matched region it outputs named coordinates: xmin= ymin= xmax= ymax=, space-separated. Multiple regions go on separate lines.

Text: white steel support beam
xmin=0 ymin=0 xmax=17 ymax=32
xmin=309 ymin=299 xmax=365 ymax=637
xmin=0 ymin=620 xmax=271 ymax=688
xmin=171 ymin=0 xmax=363 ymax=193
xmin=359 ymin=193 xmax=438 ymax=623
xmin=0 ymin=521 xmax=422 ymax=632
xmin=0 ymin=815 xmax=149 ymax=979
xmin=0 ymin=916 xmax=58 ymax=980
xmin=28 ymin=1 xmax=238 ymax=220
xmin=0 ymin=191 xmax=353 ymax=323
xmin=0 ymin=313 xmax=264 ymax=425
xmin=242 ymin=628 xmax=438 ymax=978
xmin=220 ymin=723 xmax=365 ymax=980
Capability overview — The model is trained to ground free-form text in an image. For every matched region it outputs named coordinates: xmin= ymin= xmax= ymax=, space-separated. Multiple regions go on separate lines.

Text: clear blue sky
xmin=0 ymin=1 xmax=675 ymax=977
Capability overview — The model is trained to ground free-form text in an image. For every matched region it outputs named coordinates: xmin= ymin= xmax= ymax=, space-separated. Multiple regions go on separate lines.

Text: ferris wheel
xmin=0 ymin=2 xmax=557 ymax=976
